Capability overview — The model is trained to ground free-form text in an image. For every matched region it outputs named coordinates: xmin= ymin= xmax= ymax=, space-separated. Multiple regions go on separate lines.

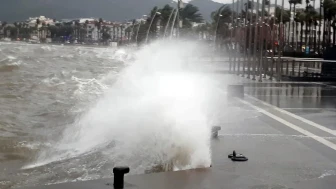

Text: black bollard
xmin=211 ymin=126 xmax=221 ymax=138
xmin=113 ymin=166 xmax=130 ymax=189
xmin=228 ymin=150 xmax=248 ymax=161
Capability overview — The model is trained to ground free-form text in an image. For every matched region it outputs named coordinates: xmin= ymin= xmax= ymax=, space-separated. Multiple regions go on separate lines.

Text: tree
xmin=95 ymin=18 xmax=103 ymax=41
xmin=323 ymin=0 xmax=336 ymax=47
xmin=179 ymin=4 xmax=203 ymax=28
xmin=36 ymin=19 xmax=41 ymax=26
xmin=288 ymin=0 xmax=302 ymax=45
xmin=120 ymin=25 xmax=124 ymax=43
xmin=295 ymin=10 xmax=305 ymax=50
xmin=275 ymin=7 xmax=290 ymax=24
xmin=48 ymin=25 xmax=58 ymax=38
xmin=159 ymin=4 xmax=174 ymax=35
xmin=294 ymin=0 xmax=302 ymax=46
xmin=211 ymin=5 xmax=232 ymax=39
xmin=304 ymin=5 xmax=318 ymax=51
xmin=35 ymin=19 xmax=41 ymax=38
xmin=83 ymin=20 xmax=89 ymax=41
xmin=74 ymin=21 xmax=80 ymax=40
xmin=4 ymin=26 xmax=18 ymax=39
xmin=102 ymin=31 xmax=111 ymax=42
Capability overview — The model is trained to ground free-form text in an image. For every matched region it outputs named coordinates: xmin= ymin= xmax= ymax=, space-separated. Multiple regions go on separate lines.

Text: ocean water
xmin=0 ymin=40 xmax=232 ymax=188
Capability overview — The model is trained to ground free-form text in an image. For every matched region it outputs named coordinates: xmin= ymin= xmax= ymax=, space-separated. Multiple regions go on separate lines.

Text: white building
xmin=26 ymin=16 xmax=55 ymax=28
xmin=85 ymin=21 xmax=98 ymax=40
xmin=85 ymin=20 xmax=130 ymax=42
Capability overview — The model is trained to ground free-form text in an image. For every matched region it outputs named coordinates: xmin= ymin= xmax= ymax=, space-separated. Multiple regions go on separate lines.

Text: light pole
xmin=277 ymin=0 xmax=285 ymax=82
xmin=247 ymin=0 xmax=255 ymax=79
xmin=230 ymin=0 xmax=235 ymax=73
xmin=164 ymin=9 xmax=176 ymax=38
xmin=145 ymin=11 xmax=161 ymax=43
xmin=170 ymin=8 xmax=179 ymax=39
xmin=214 ymin=14 xmax=223 ymax=49
xmin=258 ymin=0 xmax=266 ymax=82
xmin=252 ymin=0 xmax=260 ymax=80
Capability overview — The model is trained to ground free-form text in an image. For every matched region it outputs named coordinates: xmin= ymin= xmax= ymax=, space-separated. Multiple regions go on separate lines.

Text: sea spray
xmin=26 ymin=40 xmax=216 ymax=173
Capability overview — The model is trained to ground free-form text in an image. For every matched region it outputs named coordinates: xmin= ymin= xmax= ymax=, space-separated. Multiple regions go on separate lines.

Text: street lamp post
xmin=252 ymin=0 xmax=260 ymax=80
xmin=247 ymin=0 xmax=254 ymax=79
xmin=277 ymin=0 xmax=285 ymax=81
xmin=214 ymin=14 xmax=223 ymax=49
xmin=164 ymin=9 xmax=176 ymax=38
xmin=242 ymin=2 xmax=249 ymax=77
xmin=229 ymin=0 xmax=235 ymax=73
xmin=258 ymin=0 xmax=266 ymax=82
xmin=145 ymin=11 xmax=161 ymax=43
xmin=234 ymin=0 xmax=241 ymax=74
xmin=170 ymin=8 xmax=179 ymax=39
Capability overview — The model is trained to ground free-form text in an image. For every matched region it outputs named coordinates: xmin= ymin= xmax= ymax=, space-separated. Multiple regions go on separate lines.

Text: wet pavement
xmin=245 ymin=82 xmax=336 ymax=131
xmin=25 ymin=76 xmax=336 ymax=189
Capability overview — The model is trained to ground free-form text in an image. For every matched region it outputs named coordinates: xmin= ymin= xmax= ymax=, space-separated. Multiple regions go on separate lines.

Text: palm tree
xmin=293 ymin=0 xmax=302 ymax=48
xmin=101 ymin=25 xmax=111 ymax=45
xmin=130 ymin=19 xmax=136 ymax=42
xmin=159 ymin=4 xmax=174 ymax=36
xmin=179 ymin=4 xmax=203 ymax=29
xmin=125 ymin=26 xmax=131 ymax=42
xmin=36 ymin=19 xmax=41 ymax=38
xmin=295 ymin=11 xmax=305 ymax=51
xmin=95 ymin=18 xmax=103 ymax=42
xmin=275 ymin=7 xmax=291 ymax=23
xmin=304 ymin=5 xmax=318 ymax=52
xmin=41 ymin=22 xmax=48 ymax=40
xmin=211 ymin=5 xmax=232 ymax=45
xmin=120 ymin=25 xmax=124 ymax=43
xmin=112 ymin=25 xmax=116 ymax=41
xmin=323 ymin=0 xmax=336 ymax=49
xmin=288 ymin=0 xmax=294 ymax=44
xmin=313 ymin=17 xmax=319 ymax=52
xmin=13 ymin=22 xmax=19 ymax=39
xmin=84 ymin=20 xmax=89 ymax=41
xmin=288 ymin=0 xmax=302 ymax=46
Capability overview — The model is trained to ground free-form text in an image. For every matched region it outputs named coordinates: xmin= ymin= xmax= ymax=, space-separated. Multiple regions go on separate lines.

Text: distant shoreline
xmin=0 ymin=40 xmax=134 ymax=49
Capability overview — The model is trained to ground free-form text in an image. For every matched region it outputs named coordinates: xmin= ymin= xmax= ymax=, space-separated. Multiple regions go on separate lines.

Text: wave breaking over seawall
xmin=25 ymin=40 xmax=216 ymax=174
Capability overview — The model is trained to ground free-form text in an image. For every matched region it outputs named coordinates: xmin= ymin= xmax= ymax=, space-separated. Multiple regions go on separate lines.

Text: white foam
xmin=26 ymin=40 xmax=215 ymax=172
xmin=319 ymin=170 xmax=336 ymax=178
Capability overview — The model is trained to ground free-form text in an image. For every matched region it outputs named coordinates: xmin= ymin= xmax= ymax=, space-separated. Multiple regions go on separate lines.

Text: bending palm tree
xmin=179 ymin=4 xmax=203 ymax=29
xmin=211 ymin=5 xmax=232 ymax=46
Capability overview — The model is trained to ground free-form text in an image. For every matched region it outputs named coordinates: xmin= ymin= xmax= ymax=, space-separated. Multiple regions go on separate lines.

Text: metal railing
xmin=229 ymin=56 xmax=336 ymax=81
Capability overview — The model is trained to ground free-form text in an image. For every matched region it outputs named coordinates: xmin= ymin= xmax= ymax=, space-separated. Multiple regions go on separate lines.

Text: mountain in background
xmin=0 ymin=0 xmax=225 ymax=22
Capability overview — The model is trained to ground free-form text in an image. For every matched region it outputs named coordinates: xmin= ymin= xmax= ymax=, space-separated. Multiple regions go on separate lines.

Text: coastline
xmin=0 ymin=40 xmax=136 ymax=49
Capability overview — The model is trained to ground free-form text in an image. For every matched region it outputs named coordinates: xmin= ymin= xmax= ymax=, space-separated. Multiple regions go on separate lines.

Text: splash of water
xmin=26 ymin=40 xmax=216 ymax=173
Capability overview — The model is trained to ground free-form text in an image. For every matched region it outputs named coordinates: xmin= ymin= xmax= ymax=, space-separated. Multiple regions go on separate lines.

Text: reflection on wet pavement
xmin=245 ymin=82 xmax=336 ymax=131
